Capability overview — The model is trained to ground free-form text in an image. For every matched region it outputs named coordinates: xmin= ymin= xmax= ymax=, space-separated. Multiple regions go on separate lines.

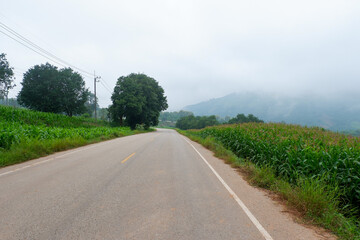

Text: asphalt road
xmin=0 ymin=129 xmax=332 ymax=240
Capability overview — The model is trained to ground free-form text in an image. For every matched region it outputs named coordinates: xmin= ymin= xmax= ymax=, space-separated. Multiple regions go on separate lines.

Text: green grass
xmin=0 ymin=105 xmax=152 ymax=167
xmin=178 ymin=126 xmax=360 ymax=240
xmin=0 ymin=105 xmax=108 ymax=128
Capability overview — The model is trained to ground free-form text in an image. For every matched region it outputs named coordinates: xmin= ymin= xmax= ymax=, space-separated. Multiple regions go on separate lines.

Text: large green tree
xmin=58 ymin=68 xmax=89 ymax=116
xmin=18 ymin=63 xmax=89 ymax=116
xmin=109 ymin=73 xmax=168 ymax=129
xmin=0 ymin=53 xmax=16 ymax=103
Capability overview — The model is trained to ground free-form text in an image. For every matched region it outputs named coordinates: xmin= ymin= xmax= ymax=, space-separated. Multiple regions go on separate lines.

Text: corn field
xmin=0 ymin=105 xmax=131 ymax=151
xmin=0 ymin=105 xmax=104 ymax=128
xmin=191 ymin=123 xmax=360 ymax=211
xmin=0 ymin=122 xmax=131 ymax=150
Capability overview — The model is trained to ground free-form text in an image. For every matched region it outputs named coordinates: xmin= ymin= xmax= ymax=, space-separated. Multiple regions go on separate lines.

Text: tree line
xmin=175 ymin=113 xmax=263 ymax=130
xmin=157 ymin=110 xmax=193 ymax=128
xmin=0 ymin=53 xmax=168 ymax=130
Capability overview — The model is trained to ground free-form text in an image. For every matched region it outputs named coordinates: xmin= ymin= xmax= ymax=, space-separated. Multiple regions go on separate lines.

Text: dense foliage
xmin=18 ymin=63 xmax=89 ymax=116
xmin=228 ymin=113 xmax=263 ymax=124
xmin=0 ymin=53 xmax=15 ymax=101
xmin=175 ymin=113 xmax=263 ymax=130
xmin=158 ymin=110 xmax=193 ymax=128
xmin=176 ymin=115 xmax=219 ymax=130
xmin=109 ymin=73 xmax=168 ymax=129
xmin=191 ymin=123 xmax=360 ymax=212
xmin=159 ymin=110 xmax=194 ymax=122
xmin=159 ymin=110 xmax=193 ymax=122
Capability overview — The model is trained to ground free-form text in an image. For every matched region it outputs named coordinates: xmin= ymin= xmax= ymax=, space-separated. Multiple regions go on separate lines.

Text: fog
xmin=1 ymin=0 xmax=360 ymax=110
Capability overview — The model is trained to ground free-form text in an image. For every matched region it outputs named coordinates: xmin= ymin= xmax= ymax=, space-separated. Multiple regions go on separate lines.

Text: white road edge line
xmin=182 ymin=136 xmax=274 ymax=240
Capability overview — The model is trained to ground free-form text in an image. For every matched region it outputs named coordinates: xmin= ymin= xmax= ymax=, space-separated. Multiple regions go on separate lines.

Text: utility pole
xmin=94 ymin=71 xmax=101 ymax=120
xmin=5 ymin=87 xmax=8 ymax=106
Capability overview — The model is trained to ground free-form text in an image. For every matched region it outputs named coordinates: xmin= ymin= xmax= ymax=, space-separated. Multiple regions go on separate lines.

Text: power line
xmin=0 ymin=19 xmax=115 ymax=106
xmin=0 ymin=20 xmax=93 ymax=77
xmin=0 ymin=28 xmax=92 ymax=82
xmin=101 ymin=78 xmax=113 ymax=91
xmin=99 ymin=80 xmax=112 ymax=94
xmin=0 ymin=29 xmax=71 ymax=69
xmin=0 ymin=11 xmax=59 ymax=55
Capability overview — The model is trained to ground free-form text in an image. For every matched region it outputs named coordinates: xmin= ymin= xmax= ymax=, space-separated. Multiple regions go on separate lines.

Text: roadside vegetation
xmin=0 ymin=105 xmax=149 ymax=167
xmin=176 ymin=115 xmax=219 ymax=130
xmin=179 ymin=123 xmax=360 ymax=240
xmin=1 ymin=54 xmax=167 ymax=167
xmin=175 ymin=113 xmax=263 ymax=130
xmin=158 ymin=110 xmax=193 ymax=128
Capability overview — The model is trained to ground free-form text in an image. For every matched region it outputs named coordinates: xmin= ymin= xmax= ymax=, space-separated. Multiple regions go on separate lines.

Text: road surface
xmin=0 ymin=129 xmax=333 ymax=240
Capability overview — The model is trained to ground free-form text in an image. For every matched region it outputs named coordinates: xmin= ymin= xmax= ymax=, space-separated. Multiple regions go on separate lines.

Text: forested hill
xmin=183 ymin=92 xmax=360 ymax=131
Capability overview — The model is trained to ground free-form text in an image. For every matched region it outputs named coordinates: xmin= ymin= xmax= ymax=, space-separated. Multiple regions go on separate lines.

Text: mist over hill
xmin=183 ymin=92 xmax=360 ymax=131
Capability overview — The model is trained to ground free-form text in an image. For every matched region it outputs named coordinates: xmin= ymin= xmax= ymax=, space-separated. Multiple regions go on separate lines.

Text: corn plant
xmin=191 ymin=123 xmax=360 ymax=212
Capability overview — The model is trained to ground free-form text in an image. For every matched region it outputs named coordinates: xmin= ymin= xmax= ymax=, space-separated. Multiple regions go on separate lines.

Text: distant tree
xmin=176 ymin=115 xmax=194 ymax=130
xmin=158 ymin=110 xmax=194 ymax=127
xmin=159 ymin=110 xmax=193 ymax=122
xmin=247 ymin=114 xmax=263 ymax=123
xmin=98 ymin=108 xmax=109 ymax=121
xmin=109 ymin=73 xmax=168 ymax=129
xmin=18 ymin=63 xmax=89 ymax=116
xmin=84 ymin=92 xmax=98 ymax=117
xmin=0 ymin=53 xmax=16 ymax=104
xmin=228 ymin=113 xmax=263 ymax=124
xmin=176 ymin=115 xmax=219 ymax=130
xmin=0 ymin=98 xmax=22 ymax=107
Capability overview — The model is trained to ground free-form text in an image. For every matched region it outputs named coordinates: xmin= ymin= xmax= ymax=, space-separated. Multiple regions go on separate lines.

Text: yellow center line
xmin=121 ymin=153 xmax=136 ymax=164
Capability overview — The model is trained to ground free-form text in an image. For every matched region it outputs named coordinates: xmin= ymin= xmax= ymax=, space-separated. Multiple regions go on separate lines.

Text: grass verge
xmin=178 ymin=130 xmax=360 ymax=240
xmin=0 ymin=129 xmax=152 ymax=168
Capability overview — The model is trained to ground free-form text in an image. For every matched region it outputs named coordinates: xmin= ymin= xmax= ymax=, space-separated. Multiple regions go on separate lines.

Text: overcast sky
xmin=1 ymin=0 xmax=360 ymax=110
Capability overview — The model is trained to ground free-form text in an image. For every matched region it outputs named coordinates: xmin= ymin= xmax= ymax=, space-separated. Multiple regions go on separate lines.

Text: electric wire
xmin=0 ymin=28 xmax=91 ymax=81
xmin=101 ymin=79 xmax=113 ymax=91
xmin=0 ymin=29 xmax=71 ymax=69
xmin=0 ymin=21 xmax=93 ymax=77
xmin=0 ymin=19 xmax=115 ymax=100
xmin=100 ymin=80 xmax=113 ymax=94
xmin=0 ymin=11 xmax=59 ymax=56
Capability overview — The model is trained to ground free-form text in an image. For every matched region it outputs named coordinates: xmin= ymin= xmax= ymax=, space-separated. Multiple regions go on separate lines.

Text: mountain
xmin=183 ymin=92 xmax=360 ymax=131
